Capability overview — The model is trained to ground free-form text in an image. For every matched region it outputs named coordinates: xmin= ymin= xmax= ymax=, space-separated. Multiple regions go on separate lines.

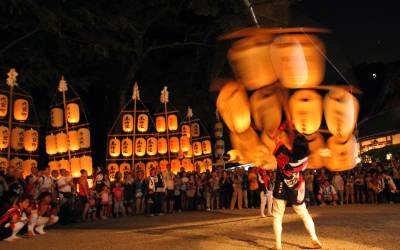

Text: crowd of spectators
xmin=1 ymin=160 xmax=399 ymax=242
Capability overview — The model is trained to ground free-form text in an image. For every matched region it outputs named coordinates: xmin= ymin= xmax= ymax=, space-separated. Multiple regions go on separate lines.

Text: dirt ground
xmin=1 ymin=204 xmax=399 ymax=250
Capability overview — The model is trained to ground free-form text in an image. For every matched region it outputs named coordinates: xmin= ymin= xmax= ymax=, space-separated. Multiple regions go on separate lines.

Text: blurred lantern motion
xmin=216 ymin=26 xmax=360 ymax=172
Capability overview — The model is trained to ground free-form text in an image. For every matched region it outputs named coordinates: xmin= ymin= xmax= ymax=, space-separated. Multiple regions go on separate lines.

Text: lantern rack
xmin=49 ymin=97 xmax=81 ymax=109
xmin=48 ymin=150 xmax=92 ymax=160
xmin=0 ymin=151 xmax=39 ymax=157
xmin=46 ymin=122 xmax=90 ymax=135
xmin=0 ymin=120 xmax=40 ymax=128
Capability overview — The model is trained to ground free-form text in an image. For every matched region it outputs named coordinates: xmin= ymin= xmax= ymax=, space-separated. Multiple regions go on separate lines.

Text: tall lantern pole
xmin=6 ymin=69 xmax=17 ymax=162
xmin=58 ymin=76 xmax=72 ymax=172
xmin=132 ymin=83 xmax=139 ymax=177
xmin=187 ymin=107 xmax=195 ymax=168
xmin=161 ymin=87 xmax=171 ymax=163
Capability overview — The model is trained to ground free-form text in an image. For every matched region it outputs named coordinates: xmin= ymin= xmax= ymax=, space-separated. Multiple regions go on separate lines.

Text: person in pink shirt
xmin=112 ymin=182 xmax=126 ymax=217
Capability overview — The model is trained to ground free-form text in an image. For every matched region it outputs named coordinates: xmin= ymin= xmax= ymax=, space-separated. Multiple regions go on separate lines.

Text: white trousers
xmin=273 ymin=198 xmax=318 ymax=249
xmin=260 ymin=190 xmax=273 ymax=216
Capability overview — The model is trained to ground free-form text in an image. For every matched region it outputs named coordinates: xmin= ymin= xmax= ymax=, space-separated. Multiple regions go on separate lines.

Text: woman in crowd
xmin=123 ymin=172 xmax=135 ymax=216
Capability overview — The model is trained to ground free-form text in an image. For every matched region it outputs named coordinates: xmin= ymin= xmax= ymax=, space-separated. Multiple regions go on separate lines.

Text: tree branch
xmin=0 ymin=27 xmax=40 ymax=55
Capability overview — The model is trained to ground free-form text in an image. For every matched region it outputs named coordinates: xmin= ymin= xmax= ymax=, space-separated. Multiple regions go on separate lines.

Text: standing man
xmin=272 ymin=122 xmax=322 ymax=250
xmin=154 ymin=166 xmax=165 ymax=215
xmin=332 ymin=172 xmax=344 ymax=205
xmin=163 ymin=164 xmax=175 ymax=213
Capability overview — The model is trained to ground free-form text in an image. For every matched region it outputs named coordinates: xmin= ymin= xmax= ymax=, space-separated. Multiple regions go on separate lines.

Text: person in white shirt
xmin=57 ymin=169 xmax=73 ymax=202
xmin=317 ymin=180 xmax=338 ymax=206
xmin=163 ymin=164 xmax=175 ymax=213
xmin=331 ymin=172 xmax=344 ymax=205
xmin=38 ymin=167 xmax=54 ymax=195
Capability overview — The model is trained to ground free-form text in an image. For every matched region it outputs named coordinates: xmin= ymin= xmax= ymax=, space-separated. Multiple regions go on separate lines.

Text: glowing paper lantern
xmin=180 ymin=136 xmax=190 ymax=152
xmin=191 ymin=122 xmax=200 ymax=138
xmin=326 ymin=135 xmax=358 ymax=171
xmin=120 ymin=162 xmax=131 ymax=177
xmin=214 ymin=122 xmax=223 ymax=139
xmin=289 ymin=90 xmax=322 ymax=135
xmin=271 ymin=34 xmax=325 ymax=88
xmin=56 ymin=132 xmax=68 ymax=153
xmin=66 ymin=103 xmax=80 ymax=124
xmin=122 ymin=114 xmax=134 ymax=133
xmin=156 ymin=116 xmax=166 ymax=133
xmin=169 ymin=137 xmax=180 ymax=153
xmin=121 ymin=138 xmax=133 ymax=157
xmin=68 ymin=130 xmax=80 ymax=151
xmin=0 ymin=126 xmax=9 ymax=150
xmin=146 ymin=137 xmax=157 ymax=156
xmin=201 ymin=140 xmax=212 ymax=155
xmin=158 ymin=138 xmax=168 ymax=155
xmin=228 ymin=35 xmax=277 ymax=90
xmin=23 ymin=159 xmax=37 ymax=178
xmin=215 ymin=139 xmax=225 ymax=157
xmin=203 ymin=158 xmax=212 ymax=172
xmin=135 ymin=138 xmax=146 ymax=156
xmin=324 ymin=89 xmax=359 ymax=138
xmin=107 ymin=163 xmax=119 ymax=180
xmin=0 ymin=157 xmax=8 ymax=172
xmin=51 ymin=108 xmax=63 ymax=128
xmin=160 ymin=159 xmax=169 ymax=172
xmin=145 ymin=161 xmax=156 ymax=176
xmin=59 ymin=159 xmax=70 ymax=171
xmin=13 ymin=99 xmax=29 ymax=121
xmin=168 ymin=114 xmax=178 ymax=131
xmin=70 ymin=157 xmax=81 ymax=177
xmin=137 ymin=114 xmax=149 ymax=132
xmin=216 ymin=81 xmax=251 ymax=133
xmin=11 ymin=127 xmax=24 ymax=151
xmin=181 ymin=125 xmax=191 ymax=138
xmin=184 ymin=145 xmax=193 ymax=158
xmin=182 ymin=158 xmax=194 ymax=171
xmin=10 ymin=157 xmax=23 ymax=171
xmin=78 ymin=128 xmax=90 ymax=149
xmin=305 ymin=133 xmax=325 ymax=169
xmin=45 ymin=134 xmax=57 ymax=155
xmin=193 ymin=141 xmax=202 ymax=156
xmin=250 ymin=86 xmax=281 ymax=135
xmin=171 ymin=159 xmax=180 ymax=173
xmin=195 ymin=161 xmax=204 ymax=172
xmin=24 ymin=129 xmax=39 ymax=152
xmin=80 ymin=155 xmax=93 ymax=176
xmin=48 ymin=161 xmax=59 ymax=173
xmin=0 ymin=95 xmax=7 ymax=118
xmin=109 ymin=138 xmax=121 ymax=157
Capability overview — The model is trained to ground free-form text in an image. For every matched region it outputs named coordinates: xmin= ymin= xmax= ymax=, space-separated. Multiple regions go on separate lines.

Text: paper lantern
xmin=45 ymin=134 xmax=57 ymax=155
xmin=181 ymin=125 xmax=191 ymax=138
xmin=216 ymin=81 xmax=251 ymax=133
xmin=193 ymin=141 xmax=202 ymax=156
xmin=305 ymin=133 xmax=325 ymax=169
xmin=109 ymin=138 xmax=121 ymax=157
xmin=170 ymin=159 xmax=180 ymax=173
xmin=146 ymin=137 xmax=157 ymax=156
xmin=215 ymin=139 xmax=225 ymax=157
xmin=11 ymin=127 xmax=24 ymax=151
xmin=203 ymin=158 xmax=213 ymax=172
xmin=59 ymin=159 xmax=70 ymax=171
xmin=168 ymin=114 xmax=178 ymax=131
xmin=0 ymin=95 xmax=8 ymax=118
xmin=70 ymin=157 xmax=81 ymax=177
xmin=230 ymin=127 xmax=266 ymax=164
xmin=137 ymin=114 xmax=149 ymax=132
xmin=324 ymin=89 xmax=359 ymax=138
xmin=23 ymin=159 xmax=37 ymax=178
xmin=201 ymin=140 xmax=212 ymax=155
xmin=158 ymin=137 xmax=168 ymax=155
xmin=195 ymin=161 xmax=204 ymax=172
xmin=68 ymin=130 xmax=80 ymax=151
xmin=107 ymin=163 xmax=119 ymax=180
xmin=160 ymin=159 xmax=168 ymax=172
xmin=48 ymin=161 xmax=59 ymax=173
xmin=122 ymin=114 xmax=134 ymax=133
xmin=0 ymin=158 xmax=8 ymax=172
xmin=13 ymin=99 xmax=29 ymax=121
xmin=180 ymin=136 xmax=190 ymax=152
xmin=289 ymin=90 xmax=322 ymax=135
xmin=191 ymin=122 xmax=200 ymax=138
xmin=80 ymin=155 xmax=93 ymax=176
xmin=169 ymin=137 xmax=180 ymax=153
xmin=77 ymin=128 xmax=90 ymax=149
xmin=214 ymin=122 xmax=223 ymax=139
xmin=66 ymin=103 xmax=80 ymax=124
xmin=228 ymin=35 xmax=277 ymax=90
xmin=121 ymin=138 xmax=133 ymax=157
xmin=56 ymin=132 xmax=68 ymax=153
xmin=50 ymin=108 xmax=63 ymax=128
xmin=271 ymin=34 xmax=325 ymax=88
xmin=182 ymin=159 xmax=194 ymax=171
xmin=156 ymin=116 xmax=166 ymax=133
xmin=326 ymin=135 xmax=358 ymax=171
xmin=10 ymin=158 xmax=23 ymax=172
xmin=135 ymin=137 xmax=146 ymax=156
xmin=250 ymin=86 xmax=281 ymax=135
xmin=0 ymin=126 xmax=9 ymax=150
xmin=120 ymin=162 xmax=131 ymax=177
xmin=23 ymin=129 xmax=39 ymax=152
xmin=184 ymin=145 xmax=193 ymax=158
xmin=145 ymin=161 xmax=156 ymax=176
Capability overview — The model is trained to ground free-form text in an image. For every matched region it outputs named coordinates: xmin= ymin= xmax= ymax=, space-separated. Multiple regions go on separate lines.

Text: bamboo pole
xmin=132 ymin=93 xmax=137 ymax=178
xmin=164 ymin=101 xmax=171 ymax=163
xmin=60 ymin=77 xmax=72 ymax=173
xmin=6 ymin=84 xmax=13 ymax=162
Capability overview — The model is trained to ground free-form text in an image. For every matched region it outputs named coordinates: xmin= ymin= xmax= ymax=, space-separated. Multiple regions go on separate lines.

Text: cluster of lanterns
xmin=218 ymin=28 xmax=359 ymax=171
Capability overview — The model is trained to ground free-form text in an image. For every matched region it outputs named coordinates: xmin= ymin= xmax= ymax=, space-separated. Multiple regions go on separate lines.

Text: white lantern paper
xmin=158 ymin=138 xmax=168 ymax=155
xmin=135 ymin=138 xmax=146 ymax=156
xmin=78 ymin=128 xmax=91 ymax=149
xmin=201 ymin=140 xmax=212 ymax=155
xmin=80 ymin=155 xmax=93 ymax=176
xmin=0 ymin=126 xmax=9 ymax=150
xmin=59 ymin=159 xmax=70 ymax=171
xmin=70 ymin=157 xmax=81 ymax=177
xmin=193 ymin=141 xmax=202 ymax=156
xmin=23 ymin=129 xmax=39 ymax=152
xmin=66 ymin=103 xmax=80 ymax=124
xmin=181 ymin=125 xmax=190 ymax=138
xmin=191 ymin=122 xmax=200 ymax=138
xmin=13 ymin=99 xmax=29 ymax=121
xmin=180 ymin=136 xmax=190 ymax=152
xmin=156 ymin=116 xmax=166 ymax=133
xmin=326 ymin=135 xmax=358 ymax=171
xmin=137 ymin=114 xmax=149 ymax=132
xmin=68 ymin=130 xmax=80 ymax=151
xmin=146 ymin=137 xmax=157 ymax=156
xmin=215 ymin=139 xmax=225 ymax=157
xmin=168 ymin=114 xmax=178 ymax=131
xmin=0 ymin=95 xmax=7 ymax=118
xmin=121 ymin=138 xmax=133 ymax=157
xmin=109 ymin=138 xmax=121 ymax=157
xmin=169 ymin=137 xmax=180 ymax=153
xmin=122 ymin=114 xmax=134 ymax=133
xmin=51 ymin=108 xmax=64 ymax=127
xmin=56 ymin=132 xmax=68 ymax=153
xmin=11 ymin=127 xmax=24 ymax=151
